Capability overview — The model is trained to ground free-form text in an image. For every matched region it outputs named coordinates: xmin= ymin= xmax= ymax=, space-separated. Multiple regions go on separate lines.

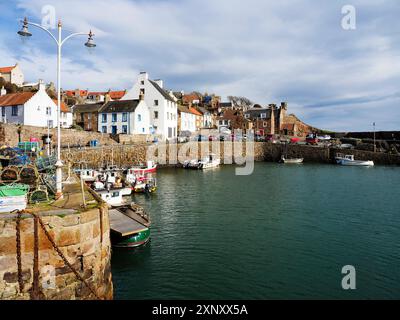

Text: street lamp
xmin=18 ymin=17 xmax=96 ymax=199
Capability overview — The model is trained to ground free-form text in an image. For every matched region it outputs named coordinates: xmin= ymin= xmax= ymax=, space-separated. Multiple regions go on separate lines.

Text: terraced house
xmin=97 ymin=99 xmax=151 ymax=135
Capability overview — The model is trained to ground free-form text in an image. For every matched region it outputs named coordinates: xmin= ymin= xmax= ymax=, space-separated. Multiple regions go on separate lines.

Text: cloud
xmin=0 ymin=0 xmax=399 ymax=131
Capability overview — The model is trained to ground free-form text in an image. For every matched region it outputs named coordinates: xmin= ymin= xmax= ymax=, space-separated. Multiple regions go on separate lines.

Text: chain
xmin=30 ymin=215 xmax=42 ymax=300
xmin=33 ymin=213 xmax=102 ymax=300
xmin=15 ymin=211 xmax=24 ymax=293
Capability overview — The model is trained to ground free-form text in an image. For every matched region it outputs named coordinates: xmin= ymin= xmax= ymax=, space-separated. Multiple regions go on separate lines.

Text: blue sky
xmin=1 ymin=0 xmax=399 ymax=131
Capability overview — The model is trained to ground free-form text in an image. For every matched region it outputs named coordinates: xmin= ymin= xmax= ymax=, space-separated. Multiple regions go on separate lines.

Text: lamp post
xmin=18 ymin=17 xmax=96 ymax=199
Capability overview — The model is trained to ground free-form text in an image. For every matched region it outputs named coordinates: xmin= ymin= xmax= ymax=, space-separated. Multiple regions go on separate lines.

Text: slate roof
xmin=149 ymin=80 xmax=175 ymax=102
xmin=73 ymin=103 xmax=104 ymax=113
xmin=99 ymin=100 xmax=140 ymax=113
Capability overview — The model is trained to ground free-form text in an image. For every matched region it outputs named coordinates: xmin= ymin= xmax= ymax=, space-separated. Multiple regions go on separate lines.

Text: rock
xmin=57 ymin=228 xmax=81 ymax=247
xmin=3 ymin=269 xmax=31 ymax=283
xmin=0 ymin=236 xmax=17 ymax=255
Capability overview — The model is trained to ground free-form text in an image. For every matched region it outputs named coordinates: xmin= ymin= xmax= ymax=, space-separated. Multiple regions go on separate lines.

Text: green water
xmin=111 ymin=163 xmax=400 ymax=299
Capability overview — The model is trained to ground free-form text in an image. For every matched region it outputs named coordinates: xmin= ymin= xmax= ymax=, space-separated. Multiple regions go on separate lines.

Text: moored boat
xmin=280 ymin=155 xmax=304 ymax=164
xmin=133 ymin=176 xmax=157 ymax=193
xmin=129 ymin=161 xmax=157 ymax=175
xmin=0 ymin=184 xmax=29 ymax=213
xmin=335 ymin=154 xmax=374 ymax=166
xmin=184 ymin=154 xmax=221 ymax=170
xmin=109 ymin=203 xmax=151 ymax=248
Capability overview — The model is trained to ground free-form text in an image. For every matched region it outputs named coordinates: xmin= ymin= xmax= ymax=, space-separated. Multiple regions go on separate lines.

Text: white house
xmin=54 ymin=99 xmax=73 ymax=128
xmin=123 ymin=72 xmax=178 ymax=141
xmin=0 ymin=63 xmax=24 ymax=87
xmin=178 ymin=105 xmax=196 ymax=133
xmin=198 ymin=106 xmax=213 ymax=128
xmin=98 ymin=99 xmax=151 ymax=135
xmin=0 ymin=80 xmax=59 ymax=128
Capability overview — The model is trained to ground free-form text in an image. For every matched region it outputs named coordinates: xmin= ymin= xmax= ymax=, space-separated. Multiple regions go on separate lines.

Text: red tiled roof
xmin=189 ymin=107 xmax=202 ymax=116
xmin=109 ymin=90 xmax=126 ymax=100
xmin=64 ymin=90 xmax=88 ymax=97
xmin=87 ymin=91 xmax=107 ymax=96
xmin=182 ymin=93 xmax=201 ymax=104
xmin=52 ymin=99 xmax=70 ymax=113
xmin=0 ymin=92 xmax=35 ymax=107
xmin=0 ymin=66 xmax=15 ymax=73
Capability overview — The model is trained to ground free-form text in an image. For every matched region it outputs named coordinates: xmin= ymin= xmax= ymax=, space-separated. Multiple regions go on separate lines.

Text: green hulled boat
xmin=0 ymin=184 xmax=29 ymax=213
xmin=109 ymin=204 xmax=151 ymax=248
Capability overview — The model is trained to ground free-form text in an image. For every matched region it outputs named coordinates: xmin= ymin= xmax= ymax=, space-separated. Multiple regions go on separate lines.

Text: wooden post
xmin=80 ymin=174 xmax=86 ymax=208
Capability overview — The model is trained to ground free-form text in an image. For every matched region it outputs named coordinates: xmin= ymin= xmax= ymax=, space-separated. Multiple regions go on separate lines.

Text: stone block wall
xmin=0 ymin=206 xmax=113 ymax=300
xmin=0 ymin=123 xmax=117 ymax=148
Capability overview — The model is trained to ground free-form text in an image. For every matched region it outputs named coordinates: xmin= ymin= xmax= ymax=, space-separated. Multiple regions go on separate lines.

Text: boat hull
xmin=111 ymin=229 xmax=151 ymax=248
xmin=0 ymin=195 xmax=28 ymax=213
xmin=336 ymin=159 xmax=374 ymax=166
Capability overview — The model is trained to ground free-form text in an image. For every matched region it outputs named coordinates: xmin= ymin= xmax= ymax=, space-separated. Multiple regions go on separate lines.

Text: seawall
xmin=60 ymin=142 xmax=400 ymax=167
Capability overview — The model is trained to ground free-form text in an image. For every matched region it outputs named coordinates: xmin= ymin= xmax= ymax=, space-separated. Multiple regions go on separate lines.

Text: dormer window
xmin=260 ymin=113 xmax=267 ymax=119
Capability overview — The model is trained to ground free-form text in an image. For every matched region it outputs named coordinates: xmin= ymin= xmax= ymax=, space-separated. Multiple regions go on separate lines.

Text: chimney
xmin=154 ymin=79 xmax=163 ymax=88
xmin=104 ymin=92 xmax=111 ymax=103
xmin=139 ymin=71 xmax=149 ymax=81
xmin=0 ymin=86 xmax=6 ymax=96
xmin=281 ymin=102 xmax=288 ymax=110
xmin=38 ymin=79 xmax=45 ymax=91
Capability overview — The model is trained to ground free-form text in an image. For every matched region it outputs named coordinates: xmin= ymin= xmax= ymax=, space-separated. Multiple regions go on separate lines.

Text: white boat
xmin=184 ymin=154 xmax=221 ymax=170
xmin=335 ymin=154 xmax=374 ymax=166
xmin=129 ymin=161 xmax=157 ymax=175
xmin=0 ymin=184 xmax=29 ymax=213
xmin=96 ymin=188 xmax=132 ymax=207
xmin=77 ymin=169 xmax=100 ymax=182
xmin=280 ymin=155 xmax=304 ymax=164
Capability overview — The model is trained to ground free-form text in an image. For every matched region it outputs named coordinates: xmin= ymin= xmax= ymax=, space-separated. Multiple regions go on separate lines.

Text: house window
xmin=260 ymin=113 xmax=267 ymax=119
xmin=140 ymin=88 xmax=145 ymax=95
xmin=48 ymin=120 xmax=53 ymax=128
xmin=122 ymin=113 xmax=128 ymax=122
xmin=154 ymin=111 xmax=158 ymax=119
xmin=154 ymin=100 xmax=159 ymax=106
xmin=112 ymin=113 xmax=117 ymax=122
xmin=141 ymin=81 xmax=144 ymax=85
xmin=219 ymin=120 xmax=223 ymax=125
xmin=1 ymin=107 xmax=5 ymax=117
xmin=142 ymin=128 xmax=145 ymax=133
xmin=122 ymin=125 xmax=128 ymax=134
xmin=245 ymin=114 xmax=250 ymax=119
xmin=46 ymin=107 xmax=51 ymax=116
xmin=102 ymin=126 xmax=107 ymax=133
xmin=12 ymin=106 xmax=18 ymax=116
xmin=263 ymin=121 xmax=268 ymax=127
xmin=138 ymin=114 xmax=142 ymax=122
xmin=102 ymin=114 xmax=107 ymax=123
xmin=168 ymin=127 xmax=172 ymax=138
xmin=80 ymin=113 xmax=84 ymax=122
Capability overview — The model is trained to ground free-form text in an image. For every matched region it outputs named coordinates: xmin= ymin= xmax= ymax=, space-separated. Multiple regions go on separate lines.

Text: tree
xmin=227 ymin=96 xmax=253 ymax=110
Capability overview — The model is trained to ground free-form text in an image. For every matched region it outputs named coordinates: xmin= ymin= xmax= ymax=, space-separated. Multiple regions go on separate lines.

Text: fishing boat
xmin=129 ymin=161 xmax=157 ymax=174
xmin=280 ymin=155 xmax=304 ymax=164
xmin=133 ymin=176 xmax=157 ymax=193
xmin=184 ymin=154 xmax=221 ymax=170
xmin=0 ymin=184 xmax=29 ymax=213
xmin=76 ymin=169 xmax=100 ymax=182
xmin=335 ymin=154 xmax=374 ymax=166
xmin=109 ymin=203 xmax=151 ymax=248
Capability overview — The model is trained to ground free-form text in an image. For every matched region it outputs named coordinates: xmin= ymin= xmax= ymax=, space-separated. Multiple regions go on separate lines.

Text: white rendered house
xmin=0 ymin=63 xmax=24 ymax=87
xmin=98 ymin=99 xmax=151 ymax=135
xmin=0 ymin=80 xmax=58 ymax=128
xmin=178 ymin=105 xmax=196 ymax=133
xmin=123 ymin=72 xmax=178 ymax=140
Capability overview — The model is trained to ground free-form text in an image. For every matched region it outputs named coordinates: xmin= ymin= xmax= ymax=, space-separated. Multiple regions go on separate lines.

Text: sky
xmin=0 ymin=0 xmax=399 ymax=131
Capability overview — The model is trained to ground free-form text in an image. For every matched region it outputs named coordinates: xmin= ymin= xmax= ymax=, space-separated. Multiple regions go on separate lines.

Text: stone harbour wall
xmin=0 ymin=205 xmax=113 ymax=300
xmin=61 ymin=142 xmax=400 ymax=167
xmin=0 ymin=123 xmax=117 ymax=148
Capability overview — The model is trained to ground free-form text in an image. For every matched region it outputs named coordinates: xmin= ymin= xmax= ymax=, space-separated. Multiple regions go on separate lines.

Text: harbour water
xmin=112 ymin=163 xmax=400 ymax=299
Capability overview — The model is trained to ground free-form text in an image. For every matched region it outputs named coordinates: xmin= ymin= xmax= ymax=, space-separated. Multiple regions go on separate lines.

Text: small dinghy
xmin=280 ymin=155 xmax=304 ymax=164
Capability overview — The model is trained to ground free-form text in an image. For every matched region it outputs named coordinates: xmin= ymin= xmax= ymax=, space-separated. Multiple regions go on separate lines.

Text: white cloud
xmin=1 ymin=0 xmax=399 ymax=131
